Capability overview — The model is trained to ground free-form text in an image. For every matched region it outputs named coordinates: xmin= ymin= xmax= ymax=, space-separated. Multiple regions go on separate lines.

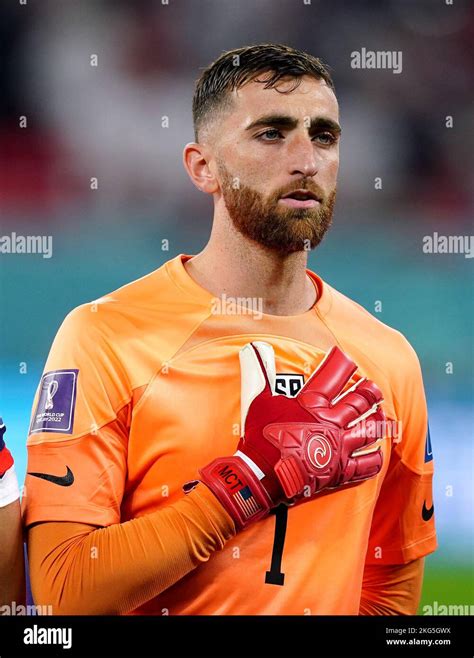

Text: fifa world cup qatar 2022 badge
xmin=29 ymin=369 xmax=79 ymax=434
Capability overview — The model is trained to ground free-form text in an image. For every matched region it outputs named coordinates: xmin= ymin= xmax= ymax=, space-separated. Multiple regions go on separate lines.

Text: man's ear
xmin=182 ymin=142 xmax=219 ymax=195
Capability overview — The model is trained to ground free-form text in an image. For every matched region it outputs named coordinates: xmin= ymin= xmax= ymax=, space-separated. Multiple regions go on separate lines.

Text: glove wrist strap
xmin=198 ymin=456 xmax=272 ymax=530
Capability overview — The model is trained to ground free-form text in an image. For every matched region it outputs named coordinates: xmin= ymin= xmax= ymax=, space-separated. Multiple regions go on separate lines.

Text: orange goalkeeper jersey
xmin=22 ymin=254 xmax=436 ymax=615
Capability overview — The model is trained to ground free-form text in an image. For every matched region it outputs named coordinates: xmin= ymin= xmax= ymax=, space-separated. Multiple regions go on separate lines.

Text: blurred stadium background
xmin=1 ymin=0 xmax=472 ymax=613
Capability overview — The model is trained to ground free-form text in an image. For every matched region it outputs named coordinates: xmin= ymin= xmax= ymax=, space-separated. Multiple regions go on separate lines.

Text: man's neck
xmin=184 ymin=222 xmax=317 ymax=316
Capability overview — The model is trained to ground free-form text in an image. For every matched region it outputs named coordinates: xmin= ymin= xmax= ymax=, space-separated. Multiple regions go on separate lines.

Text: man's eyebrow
xmin=245 ymin=114 xmax=342 ymax=134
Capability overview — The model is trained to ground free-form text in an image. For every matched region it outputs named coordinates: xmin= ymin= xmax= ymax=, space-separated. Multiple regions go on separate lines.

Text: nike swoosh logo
xmin=28 ymin=466 xmax=74 ymax=487
xmin=422 ymin=500 xmax=434 ymax=521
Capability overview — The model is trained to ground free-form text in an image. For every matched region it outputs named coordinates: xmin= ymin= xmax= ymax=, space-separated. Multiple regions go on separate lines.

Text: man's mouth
xmin=278 ymin=189 xmax=321 ymax=209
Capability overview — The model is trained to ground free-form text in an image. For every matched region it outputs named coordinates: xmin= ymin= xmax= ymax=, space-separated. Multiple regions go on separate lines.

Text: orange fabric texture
xmin=27 ymin=484 xmax=234 ymax=615
xmin=22 ymin=254 xmax=436 ymax=614
xmin=359 ymin=558 xmax=425 ymax=615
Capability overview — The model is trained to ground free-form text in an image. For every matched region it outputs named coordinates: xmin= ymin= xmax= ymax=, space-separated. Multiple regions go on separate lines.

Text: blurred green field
xmin=418 ymin=563 xmax=474 ymax=614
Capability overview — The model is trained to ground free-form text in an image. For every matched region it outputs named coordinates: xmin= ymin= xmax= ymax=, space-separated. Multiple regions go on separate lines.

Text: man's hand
xmin=195 ymin=342 xmax=385 ymax=529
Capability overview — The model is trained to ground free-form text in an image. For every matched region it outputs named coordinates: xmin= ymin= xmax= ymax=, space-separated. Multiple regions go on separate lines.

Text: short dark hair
xmin=192 ymin=43 xmax=335 ymax=142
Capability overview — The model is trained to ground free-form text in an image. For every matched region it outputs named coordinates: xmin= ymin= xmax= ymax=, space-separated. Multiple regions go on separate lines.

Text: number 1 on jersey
xmin=265 ymin=504 xmax=288 ymax=586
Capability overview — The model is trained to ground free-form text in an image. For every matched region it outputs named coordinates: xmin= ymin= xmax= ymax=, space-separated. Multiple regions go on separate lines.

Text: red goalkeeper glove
xmin=194 ymin=342 xmax=385 ymax=530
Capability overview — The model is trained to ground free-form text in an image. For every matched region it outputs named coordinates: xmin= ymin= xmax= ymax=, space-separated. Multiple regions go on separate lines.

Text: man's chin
xmin=252 ymin=232 xmax=326 ymax=255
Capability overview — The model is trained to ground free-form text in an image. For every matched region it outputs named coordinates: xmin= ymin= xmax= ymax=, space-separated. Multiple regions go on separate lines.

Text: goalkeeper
xmin=23 ymin=44 xmax=436 ymax=615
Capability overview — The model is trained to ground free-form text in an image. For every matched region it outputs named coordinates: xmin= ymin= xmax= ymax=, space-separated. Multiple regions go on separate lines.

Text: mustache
xmin=273 ymin=180 xmax=327 ymax=202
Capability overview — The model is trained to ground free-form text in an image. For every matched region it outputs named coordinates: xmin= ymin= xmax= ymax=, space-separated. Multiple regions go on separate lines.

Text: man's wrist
xmin=198 ymin=456 xmax=272 ymax=530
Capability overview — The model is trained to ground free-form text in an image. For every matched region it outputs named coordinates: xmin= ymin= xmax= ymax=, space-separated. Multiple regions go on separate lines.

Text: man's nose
xmin=287 ymin=134 xmax=320 ymax=178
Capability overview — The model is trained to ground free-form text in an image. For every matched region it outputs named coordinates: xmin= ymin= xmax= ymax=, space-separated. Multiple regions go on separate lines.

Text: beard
xmin=217 ymin=160 xmax=336 ymax=255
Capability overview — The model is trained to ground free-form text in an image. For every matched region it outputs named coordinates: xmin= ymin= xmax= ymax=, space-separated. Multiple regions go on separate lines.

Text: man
xmin=23 ymin=44 xmax=436 ymax=615
xmin=0 ymin=420 xmax=25 ymax=608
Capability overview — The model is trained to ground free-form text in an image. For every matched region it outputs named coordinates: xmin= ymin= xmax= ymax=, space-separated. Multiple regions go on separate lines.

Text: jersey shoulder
xmin=49 ymin=257 xmax=211 ymax=391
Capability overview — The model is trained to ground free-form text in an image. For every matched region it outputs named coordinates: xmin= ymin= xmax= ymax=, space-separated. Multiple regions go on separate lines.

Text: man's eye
xmin=314 ymin=132 xmax=337 ymax=145
xmin=258 ymin=129 xmax=283 ymax=141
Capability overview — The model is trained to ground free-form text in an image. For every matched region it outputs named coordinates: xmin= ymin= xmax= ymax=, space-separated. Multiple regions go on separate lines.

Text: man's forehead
xmin=231 ymin=75 xmax=338 ymax=118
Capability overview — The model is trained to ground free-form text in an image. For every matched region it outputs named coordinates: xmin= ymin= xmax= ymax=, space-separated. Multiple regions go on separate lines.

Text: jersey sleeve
xmin=365 ymin=336 xmax=437 ymax=565
xmin=22 ymin=304 xmax=131 ymax=528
